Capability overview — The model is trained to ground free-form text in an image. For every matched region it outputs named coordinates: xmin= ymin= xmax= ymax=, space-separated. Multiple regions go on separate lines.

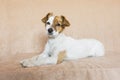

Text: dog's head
xmin=41 ymin=13 xmax=70 ymax=38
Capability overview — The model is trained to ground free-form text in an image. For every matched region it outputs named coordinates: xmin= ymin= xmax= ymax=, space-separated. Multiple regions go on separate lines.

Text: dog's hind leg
xmin=89 ymin=43 xmax=105 ymax=57
xmin=57 ymin=50 xmax=66 ymax=64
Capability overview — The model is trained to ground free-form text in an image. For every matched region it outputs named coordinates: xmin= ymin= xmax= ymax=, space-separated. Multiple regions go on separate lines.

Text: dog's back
xmin=63 ymin=38 xmax=105 ymax=60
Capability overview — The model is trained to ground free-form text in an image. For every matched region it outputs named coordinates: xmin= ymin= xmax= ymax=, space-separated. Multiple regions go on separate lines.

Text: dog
xmin=20 ymin=13 xmax=105 ymax=67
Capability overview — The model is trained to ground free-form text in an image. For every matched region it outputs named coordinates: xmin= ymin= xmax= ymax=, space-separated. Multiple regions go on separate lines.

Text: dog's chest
xmin=48 ymin=38 xmax=65 ymax=55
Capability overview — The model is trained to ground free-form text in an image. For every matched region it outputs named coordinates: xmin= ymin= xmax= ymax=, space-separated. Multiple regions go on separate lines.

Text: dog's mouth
xmin=47 ymin=31 xmax=59 ymax=38
xmin=48 ymin=33 xmax=53 ymax=35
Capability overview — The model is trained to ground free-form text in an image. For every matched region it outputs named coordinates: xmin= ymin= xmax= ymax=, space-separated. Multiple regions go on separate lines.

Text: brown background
xmin=0 ymin=0 xmax=120 ymax=57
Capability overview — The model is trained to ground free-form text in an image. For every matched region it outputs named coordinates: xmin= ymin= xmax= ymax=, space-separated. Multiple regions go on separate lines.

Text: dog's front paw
xmin=20 ymin=59 xmax=35 ymax=68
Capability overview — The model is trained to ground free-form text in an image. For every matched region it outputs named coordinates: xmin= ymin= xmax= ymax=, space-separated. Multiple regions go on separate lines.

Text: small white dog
xmin=20 ymin=13 xmax=105 ymax=67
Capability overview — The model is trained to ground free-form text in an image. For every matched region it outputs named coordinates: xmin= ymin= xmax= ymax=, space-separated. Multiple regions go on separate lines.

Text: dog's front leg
xmin=37 ymin=56 xmax=58 ymax=65
xmin=20 ymin=56 xmax=58 ymax=67
xmin=38 ymin=50 xmax=66 ymax=65
xmin=31 ymin=50 xmax=66 ymax=65
xmin=20 ymin=43 xmax=50 ymax=68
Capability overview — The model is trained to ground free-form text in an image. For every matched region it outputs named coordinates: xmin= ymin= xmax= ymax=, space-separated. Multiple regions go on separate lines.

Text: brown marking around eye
xmin=56 ymin=26 xmax=65 ymax=33
xmin=52 ymin=16 xmax=65 ymax=33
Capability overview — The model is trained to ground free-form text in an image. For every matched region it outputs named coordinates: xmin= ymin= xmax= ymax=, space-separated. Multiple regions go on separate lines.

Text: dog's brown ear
xmin=41 ymin=12 xmax=53 ymax=23
xmin=61 ymin=15 xmax=70 ymax=27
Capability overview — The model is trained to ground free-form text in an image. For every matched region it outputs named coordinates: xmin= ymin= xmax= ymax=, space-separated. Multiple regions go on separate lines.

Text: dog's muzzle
xmin=48 ymin=28 xmax=53 ymax=34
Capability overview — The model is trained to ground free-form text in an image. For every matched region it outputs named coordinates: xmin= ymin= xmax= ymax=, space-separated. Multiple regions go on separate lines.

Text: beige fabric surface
xmin=0 ymin=51 xmax=120 ymax=80
xmin=0 ymin=0 xmax=120 ymax=80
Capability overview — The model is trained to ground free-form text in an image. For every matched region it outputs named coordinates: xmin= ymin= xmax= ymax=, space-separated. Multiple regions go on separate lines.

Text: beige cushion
xmin=0 ymin=51 xmax=120 ymax=80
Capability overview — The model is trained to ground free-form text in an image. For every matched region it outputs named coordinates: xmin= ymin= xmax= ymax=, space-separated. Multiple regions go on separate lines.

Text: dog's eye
xmin=56 ymin=23 xmax=61 ymax=26
xmin=46 ymin=22 xmax=50 ymax=25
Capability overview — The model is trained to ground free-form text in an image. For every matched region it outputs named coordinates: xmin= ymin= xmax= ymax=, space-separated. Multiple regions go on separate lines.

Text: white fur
xmin=20 ymin=16 xmax=105 ymax=67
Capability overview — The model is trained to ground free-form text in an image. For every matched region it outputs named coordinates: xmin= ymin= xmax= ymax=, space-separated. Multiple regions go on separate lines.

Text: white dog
xmin=20 ymin=13 xmax=105 ymax=67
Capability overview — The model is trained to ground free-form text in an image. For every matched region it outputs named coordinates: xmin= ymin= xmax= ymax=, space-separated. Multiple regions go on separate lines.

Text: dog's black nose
xmin=48 ymin=28 xmax=53 ymax=33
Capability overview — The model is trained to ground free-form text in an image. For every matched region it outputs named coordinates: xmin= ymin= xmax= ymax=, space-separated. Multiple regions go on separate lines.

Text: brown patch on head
xmin=52 ymin=16 xmax=70 ymax=33
xmin=41 ymin=12 xmax=53 ymax=23
xmin=53 ymin=16 xmax=64 ymax=33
